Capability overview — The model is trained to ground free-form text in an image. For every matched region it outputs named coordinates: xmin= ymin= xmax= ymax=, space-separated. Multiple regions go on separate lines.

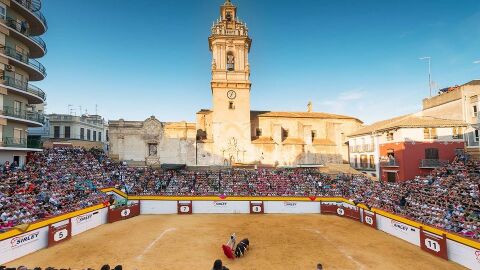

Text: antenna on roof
xmin=419 ymin=57 xmax=432 ymax=97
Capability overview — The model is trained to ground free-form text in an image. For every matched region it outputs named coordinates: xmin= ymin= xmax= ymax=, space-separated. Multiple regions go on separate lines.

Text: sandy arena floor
xmin=8 ymin=214 xmax=465 ymax=270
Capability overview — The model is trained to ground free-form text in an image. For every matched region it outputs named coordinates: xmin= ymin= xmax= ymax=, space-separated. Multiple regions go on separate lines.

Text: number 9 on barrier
xmin=48 ymin=219 xmax=71 ymax=247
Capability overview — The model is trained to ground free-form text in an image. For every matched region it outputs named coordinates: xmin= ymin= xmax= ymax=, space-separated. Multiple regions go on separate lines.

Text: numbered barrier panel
xmin=48 ymin=219 xmax=71 ymax=247
xmin=108 ymin=204 xmax=140 ymax=223
xmin=361 ymin=210 xmax=377 ymax=229
xmin=177 ymin=201 xmax=193 ymax=214
xmin=420 ymin=227 xmax=448 ymax=260
xmin=320 ymin=202 xmax=360 ymax=221
xmin=250 ymin=201 xmax=264 ymax=214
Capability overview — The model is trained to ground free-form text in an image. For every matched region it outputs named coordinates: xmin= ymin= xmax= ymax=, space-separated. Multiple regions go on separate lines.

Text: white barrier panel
xmin=0 ymin=227 xmax=48 ymax=264
xmin=71 ymin=208 xmax=108 ymax=236
xmin=446 ymin=239 xmax=480 ymax=269
xmin=140 ymin=200 xmax=177 ymax=214
xmin=376 ymin=214 xmax=419 ymax=246
xmin=264 ymin=201 xmax=320 ymax=214
xmin=192 ymin=201 xmax=250 ymax=214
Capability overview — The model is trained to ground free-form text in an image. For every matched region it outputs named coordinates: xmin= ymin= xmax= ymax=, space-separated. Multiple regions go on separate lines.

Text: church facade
xmin=108 ymin=0 xmax=362 ymax=166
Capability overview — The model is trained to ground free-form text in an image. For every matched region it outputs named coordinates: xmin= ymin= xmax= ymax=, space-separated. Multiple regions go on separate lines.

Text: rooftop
xmin=251 ymin=111 xmax=362 ymax=122
xmin=348 ymin=114 xmax=466 ymax=137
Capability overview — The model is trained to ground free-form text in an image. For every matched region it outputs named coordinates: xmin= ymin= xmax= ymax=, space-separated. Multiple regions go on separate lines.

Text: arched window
xmin=226 ymin=51 xmax=234 ymax=71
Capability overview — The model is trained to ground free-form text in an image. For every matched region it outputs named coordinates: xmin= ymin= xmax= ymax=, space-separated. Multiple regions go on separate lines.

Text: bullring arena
xmin=2 ymin=191 xmax=477 ymax=269
xmin=5 ymin=214 xmax=466 ymax=270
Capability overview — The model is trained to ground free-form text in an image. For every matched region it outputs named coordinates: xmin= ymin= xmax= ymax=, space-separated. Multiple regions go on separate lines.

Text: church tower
xmin=209 ymin=0 xmax=252 ymax=164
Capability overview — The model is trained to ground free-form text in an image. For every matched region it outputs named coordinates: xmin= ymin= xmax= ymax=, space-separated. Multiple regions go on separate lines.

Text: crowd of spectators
xmin=0 ymin=147 xmax=478 ymax=240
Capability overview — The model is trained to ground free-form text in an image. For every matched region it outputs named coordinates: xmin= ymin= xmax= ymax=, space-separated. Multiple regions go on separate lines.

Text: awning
xmin=161 ymin=164 xmax=186 ymax=170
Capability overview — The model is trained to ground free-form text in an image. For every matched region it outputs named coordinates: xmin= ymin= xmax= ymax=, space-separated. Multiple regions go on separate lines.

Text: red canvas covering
xmin=222 ymin=244 xmax=235 ymax=259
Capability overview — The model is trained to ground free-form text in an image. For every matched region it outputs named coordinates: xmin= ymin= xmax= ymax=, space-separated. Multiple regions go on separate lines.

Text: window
xmin=64 ymin=126 xmax=71 ymax=138
xmin=424 ymin=128 xmax=438 ymax=139
xmin=387 ymin=132 xmax=394 ymax=141
xmin=452 ymin=127 xmax=463 ymax=139
xmin=80 ymin=128 xmax=85 ymax=140
xmin=425 ymin=148 xmax=439 ymax=160
xmin=311 ymin=130 xmax=317 ymax=140
xmin=13 ymin=101 xmax=22 ymax=116
xmin=93 ymin=131 xmax=97 ymax=141
xmin=255 ymin=128 xmax=262 ymax=137
xmin=0 ymin=3 xmax=5 ymax=20
xmin=226 ymin=51 xmax=234 ymax=71
xmin=229 ymin=101 xmax=235 ymax=110
xmin=87 ymin=129 xmax=91 ymax=140
xmin=475 ymin=130 xmax=479 ymax=142
xmin=99 ymin=132 xmax=102 ymax=142
xmin=369 ymin=155 xmax=375 ymax=169
xmin=282 ymin=128 xmax=289 ymax=140
xmin=473 ymin=105 xmax=478 ymax=117
xmin=360 ymin=155 xmax=368 ymax=168
xmin=53 ymin=126 xmax=60 ymax=138
xmin=106 ymin=130 xmax=109 ymax=141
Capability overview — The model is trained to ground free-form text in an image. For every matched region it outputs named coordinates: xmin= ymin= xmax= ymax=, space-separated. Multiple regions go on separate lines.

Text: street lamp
xmin=419 ymin=57 xmax=432 ymax=97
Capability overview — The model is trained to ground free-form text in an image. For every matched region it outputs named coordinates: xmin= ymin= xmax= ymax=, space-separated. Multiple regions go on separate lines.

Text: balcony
xmin=1 ymin=136 xmax=26 ymax=148
xmin=3 ymin=17 xmax=47 ymax=58
xmin=419 ymin=159 xmax=448 ymax=169
xmin=1 ymin=74 xmax=45 ymax=103
xmin=0 ymin=45 xmax=46 ymax=80
xmin=380 ymin=160 xmax=400 ymax=167
xmin=1 ymin=106 xmax=45 ymax=126
xmin=10 ymin=0 xmax=47 ymax=35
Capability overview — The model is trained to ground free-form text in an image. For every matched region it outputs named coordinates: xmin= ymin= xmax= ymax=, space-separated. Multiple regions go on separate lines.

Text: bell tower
xmin=209 ymin=0 xmax=252 ymax=164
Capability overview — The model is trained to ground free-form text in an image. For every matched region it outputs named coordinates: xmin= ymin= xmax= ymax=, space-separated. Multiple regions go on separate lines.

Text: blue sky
xmin=37 ymin=0 xmax=480 ymax=124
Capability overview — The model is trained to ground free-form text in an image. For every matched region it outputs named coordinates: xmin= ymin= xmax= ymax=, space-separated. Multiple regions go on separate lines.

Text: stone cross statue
xmin=307 ymin=101 xmax=313 ymax=112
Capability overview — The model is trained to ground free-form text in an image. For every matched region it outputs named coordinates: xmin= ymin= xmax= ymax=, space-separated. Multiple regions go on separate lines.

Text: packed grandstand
xmin=0 ymin=148 xmax=478 ymax=241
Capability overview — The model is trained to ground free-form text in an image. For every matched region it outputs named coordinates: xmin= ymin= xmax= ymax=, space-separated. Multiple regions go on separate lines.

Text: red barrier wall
xmin=48 ymin=220 xmax=71 ymax=247
xmin=362 ymin=210 xmax=377 ymax=229
xmin=177 ymin=201 xmax=193 ymax=214
xmin=250 ymin=201 xmax=264 ymax=214
xmin=107 ymin=204 xmax=140 ymax=223
xmin=420 ymin=227 xmax=448 ymax=260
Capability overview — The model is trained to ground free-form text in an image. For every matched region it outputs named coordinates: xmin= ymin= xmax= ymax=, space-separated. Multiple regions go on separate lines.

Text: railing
xmin=1 ymin=74 xmax=46 ymax=100
xmin=27 ymin=136 xmax=42 ymax=148
xmin=0 ymin=45 xmax=47 ymax=77
xmin=419 ymin=159 xmax=448 ymax=168
xmin=4 ymin=17 xmax=47 ymax=53
xmin=380 ymin=160 xmax=400 ymax=167
xmin=12 ymin=0 xmax=48 ymax=30
xmin=13 ymin=0 xmax=42 ymax=12
xmin=1 ymin=106 xmax=45 ymax=124
xmin=1 ymin=136 xmax=27 ymax=147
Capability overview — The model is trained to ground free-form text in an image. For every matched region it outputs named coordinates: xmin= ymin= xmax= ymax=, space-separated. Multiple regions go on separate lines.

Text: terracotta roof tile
xmin=348 ymin=114 xmax=467 ymax=137
xmin=251 ymin=111 xmax=362 ymax=122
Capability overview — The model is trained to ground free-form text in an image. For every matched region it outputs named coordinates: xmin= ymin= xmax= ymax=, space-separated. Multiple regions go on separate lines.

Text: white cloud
xmin=474 ymin=60 xmax=480 ymax=64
